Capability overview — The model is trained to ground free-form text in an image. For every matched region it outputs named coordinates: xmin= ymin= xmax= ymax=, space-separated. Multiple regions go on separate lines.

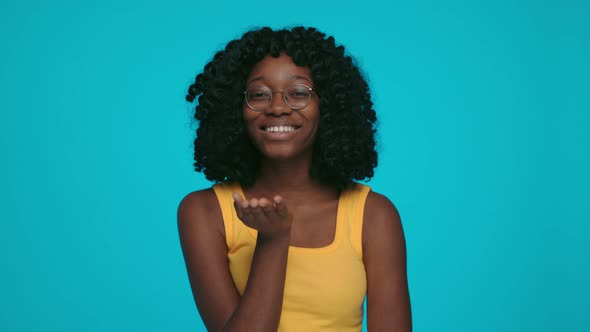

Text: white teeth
xmin=265 ymin=126 xmax=297 ymax=133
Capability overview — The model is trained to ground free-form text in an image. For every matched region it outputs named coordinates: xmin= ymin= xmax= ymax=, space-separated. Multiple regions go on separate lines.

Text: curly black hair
xmin=186 ymin=26 xmax=378 ymax=189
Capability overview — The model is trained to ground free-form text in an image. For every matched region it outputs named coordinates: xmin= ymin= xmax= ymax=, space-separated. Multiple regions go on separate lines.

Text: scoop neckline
xmin=235 ymin=183 xmax=344 ymax=254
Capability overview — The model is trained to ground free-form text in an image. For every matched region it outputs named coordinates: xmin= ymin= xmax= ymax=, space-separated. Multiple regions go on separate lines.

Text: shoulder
xmin=177 ymin=188 xmax=218 ymax=220
xmin=362 ymin=190 xmax=404 ymax=254
xmin=363 ymin=190 xmax=401 ymax=225
xmin=177 ymin=188 xmax=224 ymax=238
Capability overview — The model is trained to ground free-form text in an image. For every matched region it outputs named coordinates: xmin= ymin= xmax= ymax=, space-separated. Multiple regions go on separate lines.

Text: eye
xmin=287 ymin=86 xmax=311 ymax=99
xmin=247 ymin=88 xmax=271 ymax=100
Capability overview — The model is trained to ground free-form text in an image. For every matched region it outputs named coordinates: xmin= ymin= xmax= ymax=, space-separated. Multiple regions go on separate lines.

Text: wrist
xmin=256 ymin=229 xmax=291 ymax=245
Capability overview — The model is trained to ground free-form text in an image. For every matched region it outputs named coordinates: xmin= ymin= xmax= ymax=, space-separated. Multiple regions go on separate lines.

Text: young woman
xmin=178 ymin=26 xmax=411 ymax=332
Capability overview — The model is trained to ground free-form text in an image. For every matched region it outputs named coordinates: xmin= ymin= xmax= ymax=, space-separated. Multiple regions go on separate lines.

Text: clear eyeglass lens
xmin=246 ymin=84 xmax=311 ymax=111
xmin=246 ymin=88 xmax=271 ymax=110
xmin=284 ymin=85 xmax=311 ymax=109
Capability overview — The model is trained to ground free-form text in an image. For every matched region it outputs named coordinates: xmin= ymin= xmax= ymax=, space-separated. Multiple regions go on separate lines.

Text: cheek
xmin=242 ymin=108 xmax=256 ymax=125
xmin=242 ymin=111 xmax=262 ymax=141
xmin=308 ymin=107 xmax=321 ymax=130
xmin=303 ymin=111 xmax=321 ymax=145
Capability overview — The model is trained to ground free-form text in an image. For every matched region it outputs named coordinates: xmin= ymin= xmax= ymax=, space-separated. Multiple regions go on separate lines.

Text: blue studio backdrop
xmin=0 ymin=0 xmax=588 ymax=331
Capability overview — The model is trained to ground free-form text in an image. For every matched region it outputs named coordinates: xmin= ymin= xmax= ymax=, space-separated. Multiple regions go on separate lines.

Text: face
xmin=243 ymin=54 xmax=320 ymax=161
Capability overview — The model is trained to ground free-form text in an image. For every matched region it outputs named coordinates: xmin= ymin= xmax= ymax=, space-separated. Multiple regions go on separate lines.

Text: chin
xmin=259 ymin=144 xmax=311 ymax=161
xmin=262 ymin=147 xmax=298 ymax=160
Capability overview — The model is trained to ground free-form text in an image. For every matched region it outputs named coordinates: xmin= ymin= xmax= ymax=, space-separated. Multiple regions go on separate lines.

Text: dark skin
xmin=178 ymin=54 xmax=412 ymax=331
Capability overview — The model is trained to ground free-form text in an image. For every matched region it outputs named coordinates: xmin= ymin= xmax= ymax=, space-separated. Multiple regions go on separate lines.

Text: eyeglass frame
xmin=243 ymin=83 xmax=317 ymax=112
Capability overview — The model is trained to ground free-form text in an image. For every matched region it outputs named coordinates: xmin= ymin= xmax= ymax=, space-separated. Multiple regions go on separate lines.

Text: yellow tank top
xmin=212 ymin=182 xmax=370 ymax=332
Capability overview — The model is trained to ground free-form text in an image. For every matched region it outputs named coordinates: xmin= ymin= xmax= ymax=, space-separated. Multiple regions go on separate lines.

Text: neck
xmin=249 ymin=157 xmax=337 ymax=202
xmin=257 ymin=156 xmax=314 ymax=191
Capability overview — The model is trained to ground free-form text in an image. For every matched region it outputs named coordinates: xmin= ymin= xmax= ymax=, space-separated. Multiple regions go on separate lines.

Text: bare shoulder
xmin=177 ymin=188 xmax=224 ymax=237
xmin=362 ymin=191 xmax=404 ymax=252
xmin=177 ymin=188 xmax=218 ymax=219
xmin=363 ymin=191 xmax=402 ymax=230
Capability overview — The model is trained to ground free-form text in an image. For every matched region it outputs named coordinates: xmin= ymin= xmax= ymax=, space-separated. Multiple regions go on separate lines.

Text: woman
xmin=178 ymin=26 xmax=411 ymax=332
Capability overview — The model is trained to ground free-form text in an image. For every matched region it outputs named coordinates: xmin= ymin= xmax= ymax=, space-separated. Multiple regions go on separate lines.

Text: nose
xmin=264 ymin=91 xmax=292 ymax=116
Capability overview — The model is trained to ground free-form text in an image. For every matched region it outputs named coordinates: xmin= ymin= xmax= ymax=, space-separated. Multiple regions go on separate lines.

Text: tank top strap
xmin=212 ymin=182 xmax=240 ymax=249
xmin=340 ymin=183 xmax=371 ymax=259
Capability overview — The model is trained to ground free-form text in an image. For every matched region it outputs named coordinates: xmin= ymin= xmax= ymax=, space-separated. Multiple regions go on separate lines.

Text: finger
xmin=249 ymin=204 xmax=266 ymax=225
xmin=273 ymin=195 xmax=288 ymax=217
xmin=273 ymin=195 xmax=282 ymax=205
xmin=259 ymin=198 xmax=273 ymax=215
xmin=249 ymin=198 xmax=259 ymax=208
xmin=232 ymin=192 xmax=243 ymax=204
xmin=241 ymin=199 xmax=259 ymax=224
xmin=233 ymin=199 xmax=243 ymax=219
xmin=232 ymin=192 xmax=246 ymax=219
xmin=240 ymin=199 xmax=250 ymax=209
xmin=232 ymin=192 xmax=249 ymax=209
xmin=245 ymin=198 xmax=263 ymax=225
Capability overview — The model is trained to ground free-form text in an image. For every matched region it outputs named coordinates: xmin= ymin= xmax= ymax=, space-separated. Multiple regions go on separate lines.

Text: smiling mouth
xmin=261 ymin=125 xmax=301 ymax=133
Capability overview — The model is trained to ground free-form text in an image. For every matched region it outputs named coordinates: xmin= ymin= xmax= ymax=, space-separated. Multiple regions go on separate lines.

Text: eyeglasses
xmin=243 ymin=83 xmax=316 ymax=112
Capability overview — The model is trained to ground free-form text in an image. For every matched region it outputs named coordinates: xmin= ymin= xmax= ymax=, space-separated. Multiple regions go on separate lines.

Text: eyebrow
xmin=247 ymin=75 xmax=312 ymax=84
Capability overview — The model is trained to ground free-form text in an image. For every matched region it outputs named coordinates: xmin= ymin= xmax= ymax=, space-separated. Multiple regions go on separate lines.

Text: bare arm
xmin=177 ymin=189 xmax=292 ymax=332
xmin=363 ymin=192 xmax=412 ymax=331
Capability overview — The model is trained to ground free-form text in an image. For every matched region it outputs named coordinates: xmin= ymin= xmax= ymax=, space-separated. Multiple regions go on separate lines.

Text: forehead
xmin=246 ymin=54 xmax=312 ymax=84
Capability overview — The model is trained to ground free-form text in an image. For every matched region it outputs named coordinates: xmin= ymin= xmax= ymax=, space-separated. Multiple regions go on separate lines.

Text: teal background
xmin=1 ymin=0 xmax=588 ymax=331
